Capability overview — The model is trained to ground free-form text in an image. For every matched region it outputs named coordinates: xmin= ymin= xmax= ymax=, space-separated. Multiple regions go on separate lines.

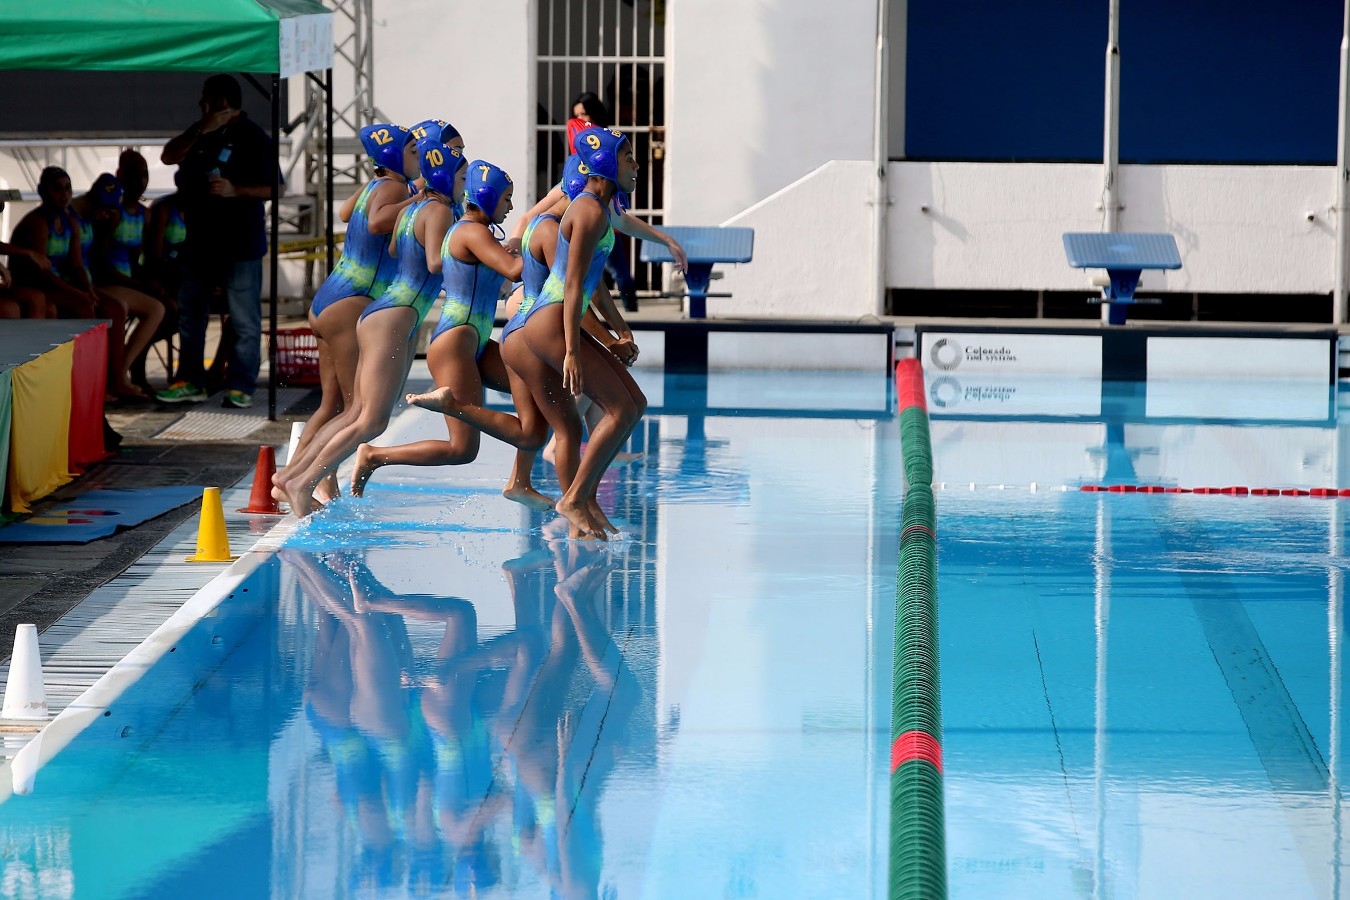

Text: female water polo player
xmin=277 ymin=141 xmax=467 ymax=517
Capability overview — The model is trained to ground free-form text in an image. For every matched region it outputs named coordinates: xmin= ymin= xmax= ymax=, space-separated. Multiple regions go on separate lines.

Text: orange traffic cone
xmin=238 ymin=445 xmax=284 ymax=515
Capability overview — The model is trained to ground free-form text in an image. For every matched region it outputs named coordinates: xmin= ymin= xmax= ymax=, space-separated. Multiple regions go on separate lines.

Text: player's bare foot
xmin=279 ymin=474 xmax=317 ymax=518
xmin=314 ymin=471 xmax=341 ymax=505
xmin=503 ymin=483 xmax=555 ymax=511
xmin=407 ymin=386 xmax=461 ymax=416
xmin=588 ymin=499 xmax=619 ymax=535
xmin=556 ymin=496 xmax=606 ymax=542
xmin=350 ymin=443 xmax=380 ymax=497
xmin=568 ymin=520 xmax=601 ymax=541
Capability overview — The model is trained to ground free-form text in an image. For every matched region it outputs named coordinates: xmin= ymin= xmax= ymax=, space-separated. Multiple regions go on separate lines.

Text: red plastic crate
xmin=274 ymin=327 xmax=321 ymax=386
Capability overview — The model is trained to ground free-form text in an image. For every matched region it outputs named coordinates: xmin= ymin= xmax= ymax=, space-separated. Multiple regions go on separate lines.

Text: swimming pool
xmin=934 ymin=375 xmax=1350 ymax=898
xmin=0 ymin=368 xmax=900 ymax=898
xmin=5 ymin=365 xmax=1343 ymax=898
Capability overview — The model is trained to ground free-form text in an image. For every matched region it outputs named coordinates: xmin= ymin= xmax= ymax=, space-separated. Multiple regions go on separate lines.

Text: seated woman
xmin=82 ymin=159 xmax=167 ymax=399
xmin=9 ymin=167 xmax=142 ymax=400
xmin=276 ymin=140 xmax=467 ymax=518
xmin=8 ymin=168 xmax=99 ymax=320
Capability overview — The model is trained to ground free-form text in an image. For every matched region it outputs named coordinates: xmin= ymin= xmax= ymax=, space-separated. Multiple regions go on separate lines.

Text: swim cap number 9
xmin=585 ymin=133 xmax=602 ymax=150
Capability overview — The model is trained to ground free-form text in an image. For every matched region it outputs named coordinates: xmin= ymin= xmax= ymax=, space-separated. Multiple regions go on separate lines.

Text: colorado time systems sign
xmin=918 ymin=332 xmax=1103 ymax=416
xmin=920 ymin=333 xmax=1101 ymax=375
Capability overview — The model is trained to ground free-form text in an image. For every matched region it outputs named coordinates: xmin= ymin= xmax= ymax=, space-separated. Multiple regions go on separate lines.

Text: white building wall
xmin=890 ymin=162 xmax=1337 ymax=295
xmin=715 ymin=160 xmax=873 ymax=319
xmin=372 ymin=0 xmax=535 ymax=229
xmin=709 ymin=160 xmax=1340 ymax=320
xmin=664 ymin=0 xmax=878 ymax=227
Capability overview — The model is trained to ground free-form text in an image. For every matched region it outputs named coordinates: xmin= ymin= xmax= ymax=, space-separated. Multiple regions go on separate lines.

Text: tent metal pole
xmin=326 ymin=68 xmax=335 ymax=272
xmin=269 ymin=72 xmax=281 ymax=422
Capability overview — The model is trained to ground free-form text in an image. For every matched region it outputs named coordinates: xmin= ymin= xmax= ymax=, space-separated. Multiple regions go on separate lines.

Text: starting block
xmin=1063 ymin=232 xmax=1181 ymax=325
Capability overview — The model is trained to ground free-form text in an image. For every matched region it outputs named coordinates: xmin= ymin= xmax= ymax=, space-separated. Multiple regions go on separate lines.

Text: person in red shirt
xmin=566 ymin=92 xmax=610 ymax=154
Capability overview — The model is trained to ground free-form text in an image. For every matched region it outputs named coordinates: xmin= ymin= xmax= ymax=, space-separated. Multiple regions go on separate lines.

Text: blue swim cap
xmin=91 ymin=173 xmax=123 ymax=208
xmin=463 ymin=160 xmax=513 ymax=218
xmin=418 ymin=138 xmax=467 ymax=200
xmin=573 ymin=127 xmax=629 ymax=184
xmin=561 ymin=154 xmax=590 ymax=200
xmin=359 ymin=123 xmax=411 ymax=173
xmin=410 ymin=118 xmax=461 ymax=145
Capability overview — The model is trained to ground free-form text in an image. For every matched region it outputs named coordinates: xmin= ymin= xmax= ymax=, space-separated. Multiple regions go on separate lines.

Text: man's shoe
xmin=156 ymin=381 xmax=207 ymax=403
xmin=223 ymin=390 xmax=254 ymax=409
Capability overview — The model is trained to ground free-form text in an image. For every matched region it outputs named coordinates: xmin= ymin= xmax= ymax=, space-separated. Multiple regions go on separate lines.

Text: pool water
xmin=0 ymin=369 xmax=900 ymax=899
xmin=4 ymin=368 xmax=1346 ymax=899
xmin=935 ymin=376 xmax=1350 ymax=899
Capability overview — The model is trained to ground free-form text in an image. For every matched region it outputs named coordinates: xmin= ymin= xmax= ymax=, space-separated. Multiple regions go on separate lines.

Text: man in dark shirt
xmin=156 ymin=74 xmax=278 ymax=408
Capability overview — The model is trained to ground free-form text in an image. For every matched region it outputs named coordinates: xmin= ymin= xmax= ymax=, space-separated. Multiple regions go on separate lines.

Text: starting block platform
xmin=640 ymin=226 xmax=754 ymax=319
xmin=1063 ymin=232 xmax=1182 ymax=325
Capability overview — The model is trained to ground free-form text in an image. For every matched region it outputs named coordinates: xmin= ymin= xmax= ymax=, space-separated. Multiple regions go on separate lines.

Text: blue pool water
xmin=0 ymin=370 xmax=899 ymax=899
xmin=935 ymin=376 xmax=1350 ymax=899
xmin=4 ymin=369 xmax=1349 ymax=898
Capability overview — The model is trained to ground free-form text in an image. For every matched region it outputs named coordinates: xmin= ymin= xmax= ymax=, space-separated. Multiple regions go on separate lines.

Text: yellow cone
xmin=187 ymin=487 xmax=239 ymax=562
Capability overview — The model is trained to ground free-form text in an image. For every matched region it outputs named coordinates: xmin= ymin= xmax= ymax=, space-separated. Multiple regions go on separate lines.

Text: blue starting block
xmin=640 ymin=226 xmax=754 ymax=319
xmin=1062 ymin=232 xmax=1181 ymax=325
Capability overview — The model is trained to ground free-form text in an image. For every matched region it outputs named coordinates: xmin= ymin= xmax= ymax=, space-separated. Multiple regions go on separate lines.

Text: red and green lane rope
xmin=890 ymin=358 xmax=946 ymax=900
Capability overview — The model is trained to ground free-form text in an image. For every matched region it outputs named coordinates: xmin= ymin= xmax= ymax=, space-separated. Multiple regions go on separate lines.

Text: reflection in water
xmin=280 ymin=528 xmax=638 ymax=898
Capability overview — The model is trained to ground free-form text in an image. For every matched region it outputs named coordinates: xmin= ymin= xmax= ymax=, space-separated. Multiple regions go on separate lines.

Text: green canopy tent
xmin=0 ymin=0 xmax=336 ymax=419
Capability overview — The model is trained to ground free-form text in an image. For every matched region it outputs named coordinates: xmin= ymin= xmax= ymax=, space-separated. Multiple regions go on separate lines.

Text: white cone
xmin=285 ymin=421 xmax=306 ymax=467
xmin=2 ymin=625 xmax=48 ymax=721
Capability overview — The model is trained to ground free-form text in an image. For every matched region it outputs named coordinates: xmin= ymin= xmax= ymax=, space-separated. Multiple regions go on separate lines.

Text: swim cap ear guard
xmin=572 ymin=127 xmax=629 ymax=184
xmin=360 ymin=123 xmax=412 ymax=173
xmin=418 ymin=138 xmax=467 ymax=201
xmin=464 ymin=160 xmax=512 ymax=219
xmin=91 ymin=173 xmax=124 ymax=209
xmin=561 ymin=154 xmax=590 ymax=200
xmin=409 ymin=118 xmax=448 ymax=144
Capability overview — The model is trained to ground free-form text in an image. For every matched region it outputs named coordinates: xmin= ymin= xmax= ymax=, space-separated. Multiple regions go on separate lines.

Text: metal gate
xmin=536 ymin=0 xmax=667 ymax=298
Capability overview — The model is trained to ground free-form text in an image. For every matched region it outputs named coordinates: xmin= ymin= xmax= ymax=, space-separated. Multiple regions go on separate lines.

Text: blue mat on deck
xmin=0 ymin=486 xmax=205 ymax=544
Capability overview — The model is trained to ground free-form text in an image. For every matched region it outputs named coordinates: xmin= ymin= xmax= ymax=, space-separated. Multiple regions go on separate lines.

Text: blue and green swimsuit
xmin=359 ymin=199 xmax=444 ymax=338
xmin=500 ymin=194 xmax=613 ymax=342
xmin=430 ymin=220 xmax=508 ymax=360
xmin=106 ymin=203 xmax=145 ymax=278
xmin=312 ymin=177 xmax=403 ymax=317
